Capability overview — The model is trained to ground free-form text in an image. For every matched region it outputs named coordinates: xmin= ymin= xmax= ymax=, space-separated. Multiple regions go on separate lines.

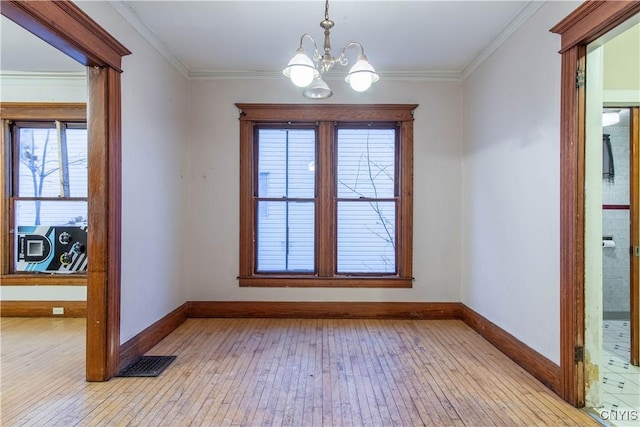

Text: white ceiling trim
xmin=189 ymin=70 xmax=463 ymax=81
xmin=107 ymin=0 xmax=190 ymax=78
xmin=603 ymin=90 xmax=640 ymax=106
xmin=0 ymin=71 xmax=86 ymax=86
xmin=461 ymin=1 xmax=545 ymax=79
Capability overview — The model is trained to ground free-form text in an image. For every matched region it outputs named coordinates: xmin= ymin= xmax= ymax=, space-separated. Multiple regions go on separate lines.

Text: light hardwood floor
xmin=0 ymin=317 xmax=599 ymax=426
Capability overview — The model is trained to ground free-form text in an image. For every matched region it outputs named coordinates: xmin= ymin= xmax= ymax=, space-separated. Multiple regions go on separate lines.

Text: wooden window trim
xmin=1 ymin=103 xmax=87 ymax=285
xmin=237 ymin=104 xmax=417 ymax=288
xmin=1 ymin=103 xmax=87 ymax=121
xmin=1 ymin=274 xmax=87 ymax=285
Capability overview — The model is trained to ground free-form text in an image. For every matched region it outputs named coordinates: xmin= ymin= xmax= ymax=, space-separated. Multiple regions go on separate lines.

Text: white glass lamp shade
xmin=602 ymin=111 xmax=620 ymax=127
xmin=303 ymin=77 xmax=333 ymax=99
xmin=345 ymin=56 xmax=379 ymax=92
xmin=283 ymin=49 xmax=319 ymax=88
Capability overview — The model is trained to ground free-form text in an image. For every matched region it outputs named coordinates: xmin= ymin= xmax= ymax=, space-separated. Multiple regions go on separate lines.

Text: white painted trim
xmin=0 ymin=71 xmax=86 ymax=87
xmin=603 ymin=90 xmax=640 ymax=106
xmin=377 ymin=71 xmax=462 ymax=82
xmin=188 ymin=70 xmax=284 ymax=80
xmin=189 ymin=70 xmax=462 ymax=81
xmin=107 ymin=0 xmax=190 ymax=78
xmin=461 ymin=1 xmax=546 ymax=79
xmin=584 ymin=45 xmax=604 ymax=408
xmin=0 ymin=286 xmax=86 ymax=301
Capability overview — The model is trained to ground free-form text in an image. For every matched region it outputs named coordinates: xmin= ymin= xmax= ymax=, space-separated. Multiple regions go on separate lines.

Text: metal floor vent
xmin=118 ymin=355 xmax=176 ymax=377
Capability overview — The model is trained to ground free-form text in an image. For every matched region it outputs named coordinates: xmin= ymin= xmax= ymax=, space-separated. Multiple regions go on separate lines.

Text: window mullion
xmin=316 ymin=121 xmax=334 ymax=277
xmin=56 ymin=121 xmax=71 ymax=198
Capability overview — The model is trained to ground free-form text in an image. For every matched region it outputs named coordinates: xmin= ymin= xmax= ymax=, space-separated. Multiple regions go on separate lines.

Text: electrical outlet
xmin=52 ymin=307 xmax=64 ymax=315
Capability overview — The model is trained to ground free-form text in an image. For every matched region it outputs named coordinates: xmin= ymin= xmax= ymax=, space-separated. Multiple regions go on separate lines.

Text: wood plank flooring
xmin=0 ymin=317 xmax=599 ymax=426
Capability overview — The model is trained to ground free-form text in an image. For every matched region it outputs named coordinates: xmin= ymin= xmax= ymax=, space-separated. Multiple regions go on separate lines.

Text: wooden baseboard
xmin=0 ymin=297 xmax=562 ymax=398
xmin=0 ymin=300 xmax=86 ymax=317
xmin=187 ymin=301 xmax=463 ymax=319
xmin=460 ymin=305 xmax=561 ymax=394
xmin=118 ymin=303 xmax=188 ymax=372
xmin=111 ymin=299 xmax=560 ymax=397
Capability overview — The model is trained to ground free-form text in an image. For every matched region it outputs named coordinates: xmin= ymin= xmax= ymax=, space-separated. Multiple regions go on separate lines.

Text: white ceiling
xmin=1 ymin=0 xmax=541 ymax=79
xmin=0 ymin=15 xmax=85 ymax=72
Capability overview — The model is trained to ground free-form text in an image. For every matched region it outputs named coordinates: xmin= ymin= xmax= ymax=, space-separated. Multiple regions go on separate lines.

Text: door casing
xmin=630 ymin=107 xmax=639 ymax=366
xmin=551 ymin=0 xmax=640 ymax=407
xmin=1 ymin=0 xmax=130 ymax=381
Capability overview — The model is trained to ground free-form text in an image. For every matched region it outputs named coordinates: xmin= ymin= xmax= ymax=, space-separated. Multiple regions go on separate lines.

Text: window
xmin=237 ymin=104 xmax=417 ymax=287
xmin=2 ymin=104 xmax=88 ymax=278
xmin=256 ymin=127 xmax=316 ymax=272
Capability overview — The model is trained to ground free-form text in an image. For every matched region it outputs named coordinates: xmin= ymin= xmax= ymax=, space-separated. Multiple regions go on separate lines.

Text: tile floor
xmin=593 ymin=321 xmax=640 ymax=426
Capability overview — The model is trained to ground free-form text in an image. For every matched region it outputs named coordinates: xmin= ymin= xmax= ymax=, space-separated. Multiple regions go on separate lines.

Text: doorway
xmin=582 ymin=18 xmax=640 ymax=421
xmin=551 ymin=0 xmax=640 ymax=409
xmin=581 ymin=17 xmax=640 ymax=420
xmin=1 ymin=1 xmax=129 ymax=380
xmin=598 ymin=105 xmax=640 ymax=419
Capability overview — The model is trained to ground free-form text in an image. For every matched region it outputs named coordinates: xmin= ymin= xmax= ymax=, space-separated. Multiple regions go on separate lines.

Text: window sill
xmin=1 ymin=274 xmax=87 ymax=286
xmin=238 ymin=276 xmax=413 ymax=288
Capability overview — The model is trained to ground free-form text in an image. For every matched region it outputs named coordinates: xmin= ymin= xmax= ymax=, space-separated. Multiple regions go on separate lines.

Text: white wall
xmin=0 ymin=286 xmax=86 ymax=300
xmin=77 ymin=1 xmax=190 ymax=343
xmin=0 ymin=73 xmax=86 ymax=102
xmin=186 ymin=77 xmax=463 ymax=302
xmin=461 ymin=1 xmax=581 ymax=364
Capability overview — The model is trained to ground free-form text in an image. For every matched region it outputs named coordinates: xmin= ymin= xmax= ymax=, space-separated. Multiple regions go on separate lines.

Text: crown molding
xmin=461 ymin=1 xmax=546 ymax=79
xmin=189 ymin=70 xmax=462 ymax=82
xmin=0 ymin=71 xmax=86 ymax=86
xmin=188 ymin=70 xmax=283 ymax=80
xmin=603 ymin=90 xmax=640 ymax=106
xmin=378 ymin=71 xmax=462 ymax=82
xmin=107 ymin=0 xmax=190 ymax=78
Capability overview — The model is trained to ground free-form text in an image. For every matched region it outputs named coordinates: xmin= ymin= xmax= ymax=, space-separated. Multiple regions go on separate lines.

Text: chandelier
xmin=282 ymin=0 xmax=379 ymax=99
